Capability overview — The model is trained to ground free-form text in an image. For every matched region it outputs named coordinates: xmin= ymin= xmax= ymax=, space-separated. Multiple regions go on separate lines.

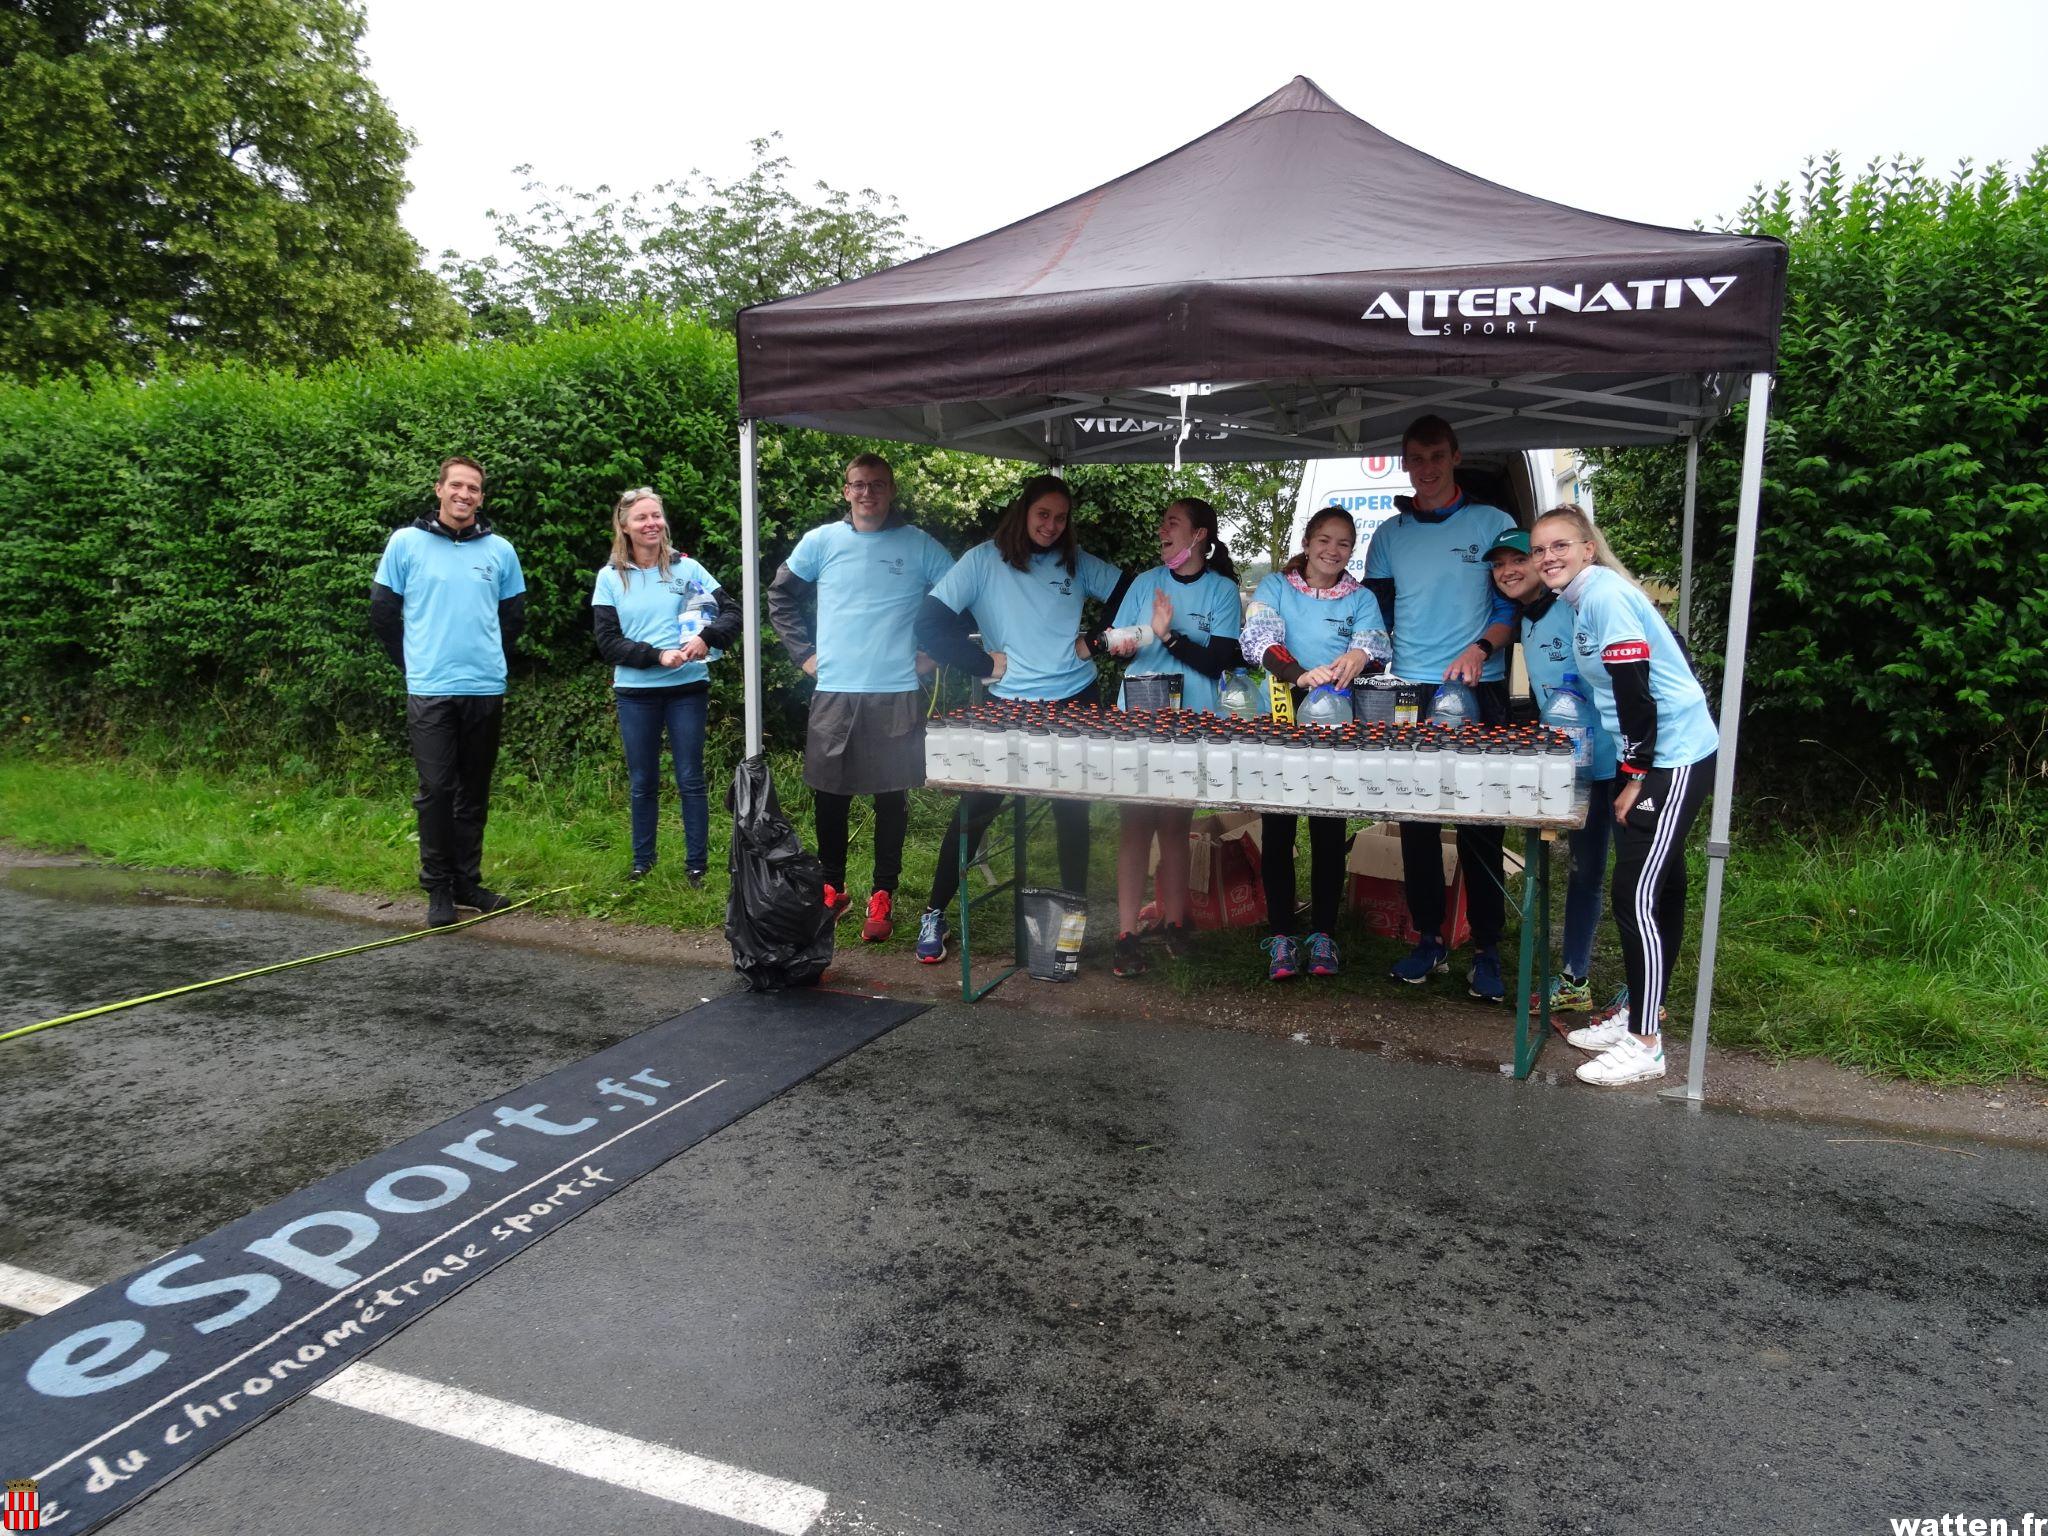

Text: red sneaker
xmin=823 ymin=883 xmax=852 ymax=922
xmin=861 ymin=889 xmax=895 ymax=943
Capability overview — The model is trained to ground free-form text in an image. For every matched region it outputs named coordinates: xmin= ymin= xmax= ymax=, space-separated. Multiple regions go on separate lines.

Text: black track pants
xmin=1610 ymin=754 xmax=1714 ymax=1037
xmin=406 ymin=694 xmax=504 ymax=896
xmin=1396 ymin=680 xmax=1509 ymax=950
xmin=813 ymin=790 xmax=910 ymax=895
xmin=1261 ymin=813 xmax=1348 ymax=937
xmin=926 ymin=793 xmax=1091 ymax=913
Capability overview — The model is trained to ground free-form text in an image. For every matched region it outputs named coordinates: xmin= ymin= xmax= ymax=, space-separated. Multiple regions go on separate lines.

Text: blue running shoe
xmin=1467 ymin=947 xmax=1504 ymax=1003
xmin=1263 ymin=934 xmax=1299 ymax=981
xmin=1389 ymin=934 xmax=1448 ymax=984
xmin=1304 ymin=932 xmax=1340 ymax=977
xmin=915 ymin=907 xmax=949 ymax=965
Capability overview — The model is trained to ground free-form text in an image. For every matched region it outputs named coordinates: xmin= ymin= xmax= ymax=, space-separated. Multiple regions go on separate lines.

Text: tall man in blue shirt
xmin=767 ymin=453 xmax=953 ymax=945
xmin=369 ymin=456 xmax=527 ymax=928
xmin=1362 ymin=416 xmax=1519 ymax=1002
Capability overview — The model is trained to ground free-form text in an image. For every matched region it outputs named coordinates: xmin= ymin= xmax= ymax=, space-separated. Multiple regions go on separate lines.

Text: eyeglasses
xmin=844 ymin=480 xmax=891 ymax=495
xmin=1532 ymin=539 xmax=1587 ymax=558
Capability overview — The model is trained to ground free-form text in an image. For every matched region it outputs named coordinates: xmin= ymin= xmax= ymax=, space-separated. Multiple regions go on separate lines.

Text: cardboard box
xmin=1344 ymin=823 xmax=1525 ymax=948
xmin=1346 ymin=822 xmax=1466 ymax=947
xmin=1143 ymin=809 xmax=1267 ymax=931
xmin=1188 ymin=809 xmax=1266 ymax=931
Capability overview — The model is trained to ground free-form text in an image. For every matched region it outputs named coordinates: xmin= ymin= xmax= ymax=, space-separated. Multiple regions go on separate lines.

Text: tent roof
xmin=736 ymin=76 xmax=1787 ymax=462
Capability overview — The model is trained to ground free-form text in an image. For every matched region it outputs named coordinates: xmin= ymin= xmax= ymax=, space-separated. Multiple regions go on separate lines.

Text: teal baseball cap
xmin=1484 ymin=529 xmax=1531 ymax=559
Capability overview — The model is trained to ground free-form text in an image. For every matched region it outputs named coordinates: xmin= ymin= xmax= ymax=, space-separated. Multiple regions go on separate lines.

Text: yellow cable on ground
xmin=1 ymin=884 xmax=580 ymax=1045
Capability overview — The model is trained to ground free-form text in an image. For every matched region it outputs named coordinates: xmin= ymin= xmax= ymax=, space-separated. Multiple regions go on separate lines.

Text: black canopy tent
xmin=734 ymin=77 xmax=1786 ymax=1099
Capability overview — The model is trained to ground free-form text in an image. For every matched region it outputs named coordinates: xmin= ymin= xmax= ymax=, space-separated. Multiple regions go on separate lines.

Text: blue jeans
xmin=616 ymin=688 xmax=708 ymax=871
xmin=1563 ymin=776 xmax=1617 ymax=979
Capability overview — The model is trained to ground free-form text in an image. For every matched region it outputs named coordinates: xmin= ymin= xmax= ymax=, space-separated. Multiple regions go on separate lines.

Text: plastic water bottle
xmin=1539 ymin=740 xmax=1575 ymax=817
xmin=677 ymin=579 xmax=720 ymax=656
xmin=1300 ymin=684 xmax=1351 ymax=728
xmin=1549 ymin=673 xmax=1595 ymax=780
xmin=1427 ymin=680 xmax=1479 ymax=728
xmin=1219 ymin=670 xmax=1260 ymax=719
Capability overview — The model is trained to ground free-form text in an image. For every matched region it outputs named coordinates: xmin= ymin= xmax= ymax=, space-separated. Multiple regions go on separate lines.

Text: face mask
xmin=1162 ymin=540 xmax=1194 ymax=570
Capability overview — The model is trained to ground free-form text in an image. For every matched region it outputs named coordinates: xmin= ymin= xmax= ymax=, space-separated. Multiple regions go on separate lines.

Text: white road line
xmin=0 ymin=1261 xmax=87 ymax=1313
xmin=316 ymin=1363 xmax=827 ymax=1536
xmin=0 ymin=1261 xmax=829 ymax=1536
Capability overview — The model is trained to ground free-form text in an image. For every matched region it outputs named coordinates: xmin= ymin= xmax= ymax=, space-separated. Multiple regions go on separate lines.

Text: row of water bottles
xmin=1217 ymin=667 xmax=1600 ymax=785
xmin=924 ymin=704 xmax=1579 ymax=819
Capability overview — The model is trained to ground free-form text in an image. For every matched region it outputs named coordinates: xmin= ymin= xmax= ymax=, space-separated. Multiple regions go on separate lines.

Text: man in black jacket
xmin=368 ymin=456 xmax=527 ymax=927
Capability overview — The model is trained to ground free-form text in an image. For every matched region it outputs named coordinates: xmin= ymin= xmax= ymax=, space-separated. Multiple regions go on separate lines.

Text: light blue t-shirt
xmin=1111 ymin=566 xmax=1244 ymax=717
xmin=1361 ymin=498 xmax=1517 ymax=681
xmin=1565 ymin=566 xmax=1719 ymax=769
xmin=1248 ymin=572 xmax=1381 ymax=673
xmin=785 ymin=518 xmax=954 ymax=693
xmin=373 ymin=525 xmax=526 ymax=695
xmin=1521 ymin=596 xmax=1619 ymax=779
xmin=928 ymin=541 xmax=1122 ymax=701
xmin=592 ymin=555 xmax=723 ymax=689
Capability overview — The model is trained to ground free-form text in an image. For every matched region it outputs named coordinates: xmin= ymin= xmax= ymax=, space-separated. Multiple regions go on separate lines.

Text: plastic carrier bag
xmin=725 ymin=755 xmax=835 ymax=991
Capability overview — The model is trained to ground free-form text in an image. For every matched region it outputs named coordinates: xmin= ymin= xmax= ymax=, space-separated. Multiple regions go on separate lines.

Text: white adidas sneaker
xmin=1576 ymin=1033 xmax=1666 ymax=1086
xmin=1566 ymin=1012 xmax=1632 ymax=1052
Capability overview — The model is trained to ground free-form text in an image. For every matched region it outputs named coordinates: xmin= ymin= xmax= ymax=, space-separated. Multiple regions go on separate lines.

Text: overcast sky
xmin=361 ymin=0 xmax=2048 ymax=270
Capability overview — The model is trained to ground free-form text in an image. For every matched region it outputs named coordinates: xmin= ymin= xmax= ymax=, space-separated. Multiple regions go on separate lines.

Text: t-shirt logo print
xmin=473 ymin=559 xmax=497 ymax=582
xmin=1544 ymin=636 xmax=1567 ymax=661
xmin=877 ymin=555 xmax=908 ymax=576
xmin=1052 ymin=575 xmax=1074 ymax=596
xmin=1456 ymin=543 xmax=1481 ymax=564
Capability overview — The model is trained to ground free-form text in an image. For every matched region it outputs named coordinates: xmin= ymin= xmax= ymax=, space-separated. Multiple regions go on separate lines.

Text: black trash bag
xmin=726 ymin=754 xmax=835 ymax=991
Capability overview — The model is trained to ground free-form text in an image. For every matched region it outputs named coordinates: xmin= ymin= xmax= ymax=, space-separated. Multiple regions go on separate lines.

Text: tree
xmin=442 ymin=135 xmax=924 ymax=334
xmin=1197 ymin=460 xmax=1304 ymax=578
xmin=1584 ymin=153 xmax=2048 ymax=797
xmin=0 ymin=0 xmax=464 ymax=381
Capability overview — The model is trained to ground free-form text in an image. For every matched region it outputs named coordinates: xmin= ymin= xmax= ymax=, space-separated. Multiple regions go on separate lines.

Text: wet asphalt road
xmin=2 ymin=869 xmax=2044 ymax=1535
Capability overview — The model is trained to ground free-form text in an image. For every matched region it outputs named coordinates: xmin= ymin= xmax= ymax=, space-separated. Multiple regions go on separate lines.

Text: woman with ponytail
xmin=913 ymin=475 xmax=1135 ymax=966
xmin=1107 ymin=497 xmax=1246 ymax=977
xmin=1484 ymin=517 xmax=1629 ymax=1014
xmin=1531 ymin=502 xmax=1719 ymax=1088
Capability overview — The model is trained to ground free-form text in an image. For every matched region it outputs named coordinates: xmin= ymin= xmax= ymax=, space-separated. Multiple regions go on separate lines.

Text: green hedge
xmin=0 ymin=314 xmax=1178 ymax=775
xmin=1585 ymin=154 xmax=2048 ymax=801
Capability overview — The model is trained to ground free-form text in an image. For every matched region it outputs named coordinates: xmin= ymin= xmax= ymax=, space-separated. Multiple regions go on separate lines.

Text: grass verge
xmin=2 ymin=752 xmax=2041 ymax=1084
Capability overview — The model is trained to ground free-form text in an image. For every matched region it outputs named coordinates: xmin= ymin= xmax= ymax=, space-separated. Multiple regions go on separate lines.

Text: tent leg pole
xmin=1663 ymin=372 xmax=1772 ymax=1105
xmin=739 ymin=418 xmax=763 ymax=758
xmin=1677 ymin=432 xmax=1699 ymax=642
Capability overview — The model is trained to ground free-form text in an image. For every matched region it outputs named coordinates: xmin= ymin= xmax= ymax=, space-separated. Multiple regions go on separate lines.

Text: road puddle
xmin=0 ymin=863 xmax=320 ymax=913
